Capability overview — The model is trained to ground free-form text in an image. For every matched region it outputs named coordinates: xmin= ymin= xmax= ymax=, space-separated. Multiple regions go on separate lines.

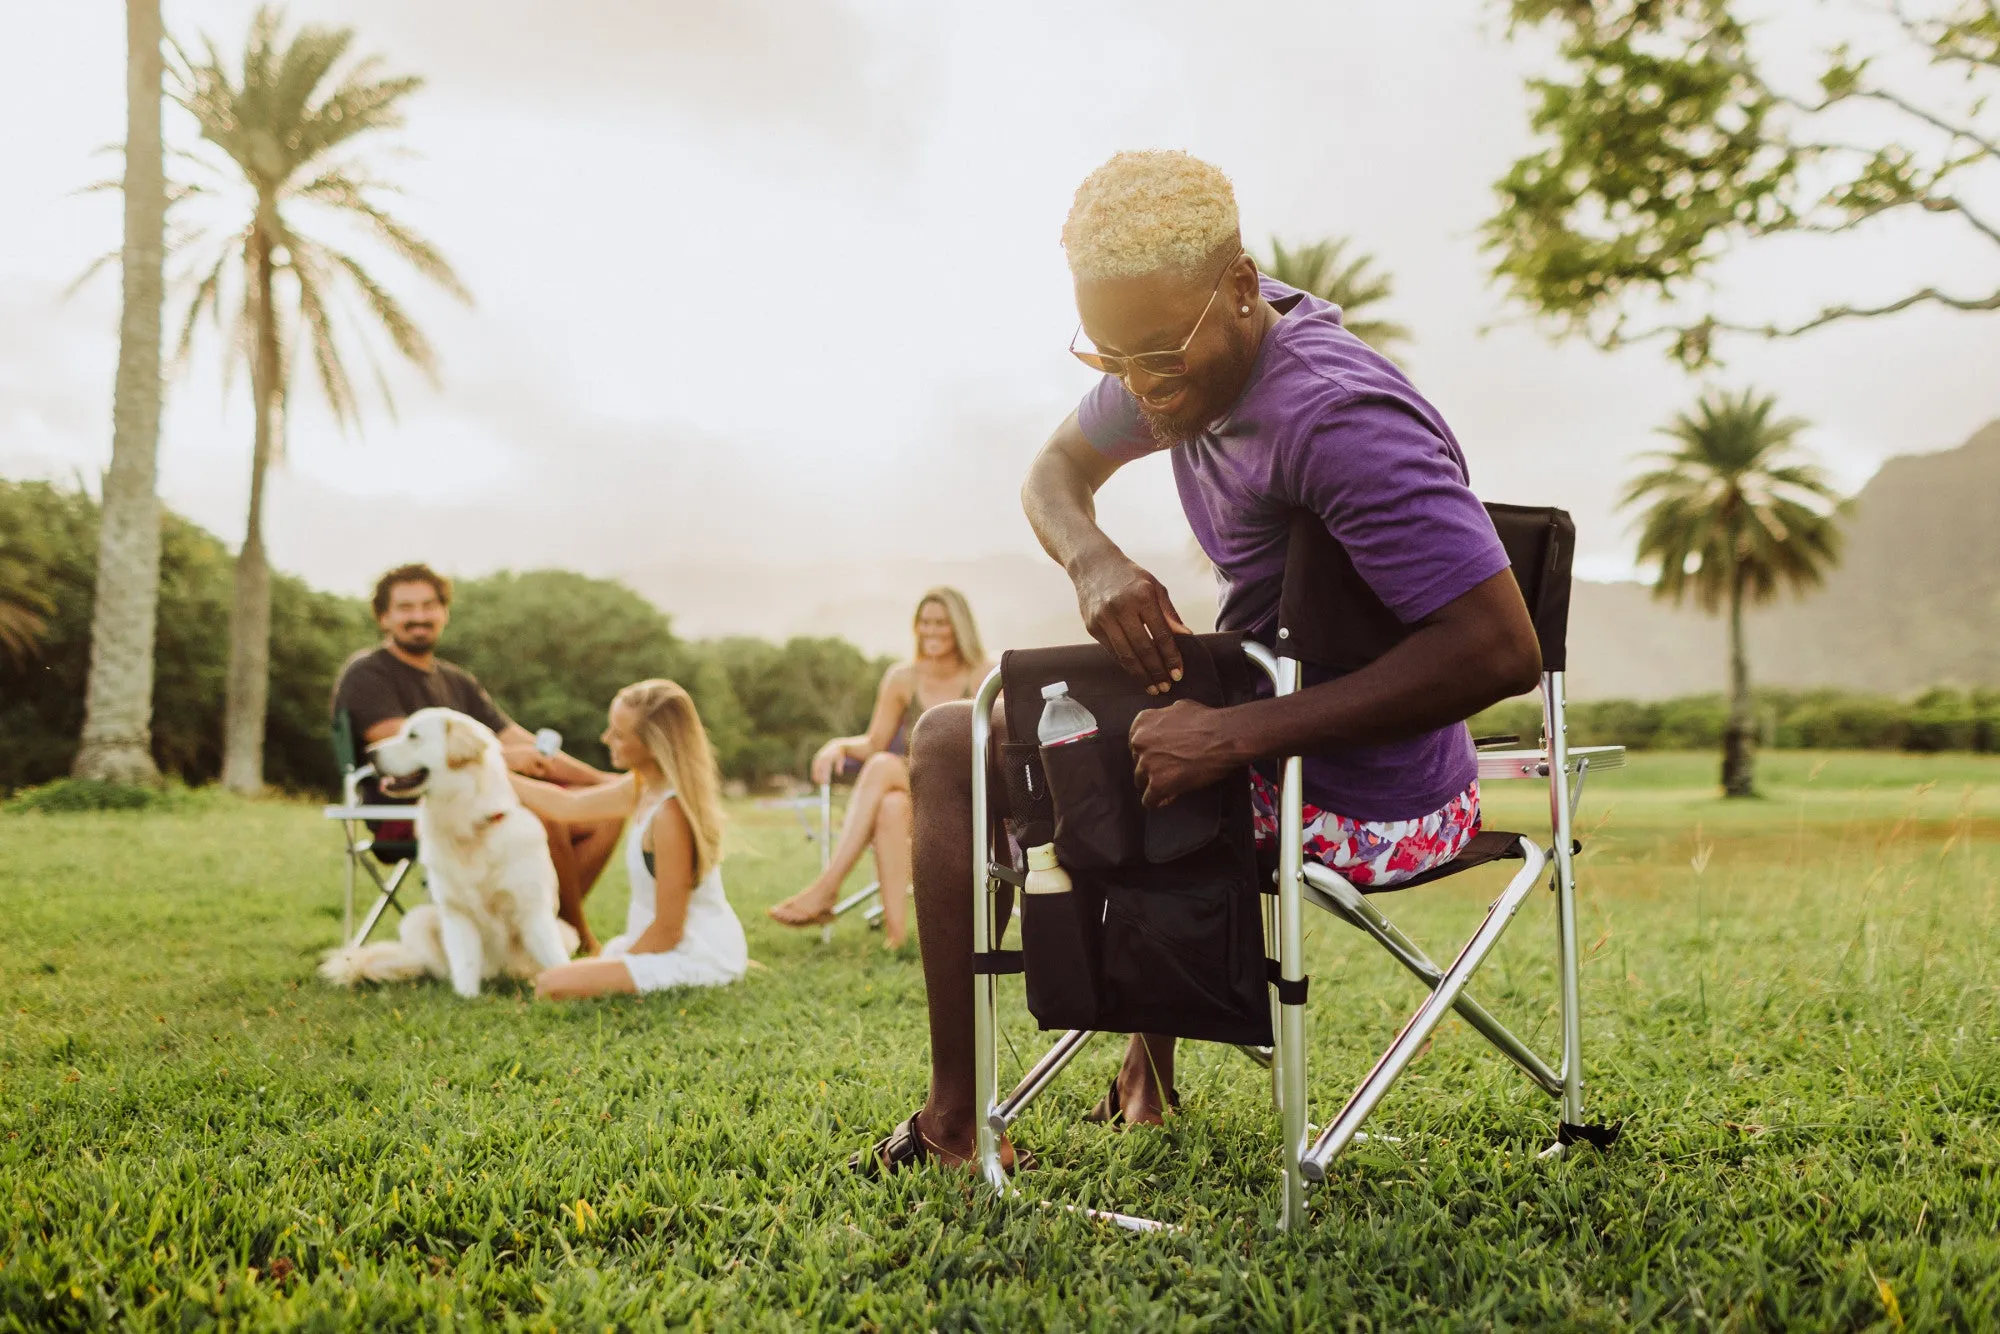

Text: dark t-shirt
xmin=331 ymin=646 xmax=513 ymax=743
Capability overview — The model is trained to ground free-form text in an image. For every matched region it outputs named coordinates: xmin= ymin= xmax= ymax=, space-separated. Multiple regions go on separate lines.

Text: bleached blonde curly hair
xmin=1061 ymin=150 xmax=1241 ymax=281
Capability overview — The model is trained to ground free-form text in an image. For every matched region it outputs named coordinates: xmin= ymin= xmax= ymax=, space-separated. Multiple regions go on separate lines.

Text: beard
xmin=1137 ymin=316 xmax=1258 ymax=448
xmin=390 ymin=627 xmax=438 ymax=654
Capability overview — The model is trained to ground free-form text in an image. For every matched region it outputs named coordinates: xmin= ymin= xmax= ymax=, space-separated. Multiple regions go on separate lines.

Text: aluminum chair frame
xmin=324 ymin=759 xmax=421 ymax=948
xmin=813 ymin=780 xmax=886 ymax=942
xmin=968 ymin=647 xmax=1610 ymax=1231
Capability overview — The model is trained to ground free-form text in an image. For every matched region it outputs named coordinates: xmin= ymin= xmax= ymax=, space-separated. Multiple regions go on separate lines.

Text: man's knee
xmin=908 ymin=700 xmax=973 ymax=793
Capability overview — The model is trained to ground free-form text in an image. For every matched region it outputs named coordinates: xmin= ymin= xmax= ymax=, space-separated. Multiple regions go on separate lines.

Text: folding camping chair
xmin=967 ymin=503 xmax=1623 ymax=1231
xmin=816 ymin=771 xmax=891 ymax=941
xmin=323 ymin=708 xmax=423 ymax=948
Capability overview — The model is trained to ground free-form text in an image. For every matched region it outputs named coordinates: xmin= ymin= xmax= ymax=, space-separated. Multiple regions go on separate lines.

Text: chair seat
xmin=369 ymin=838 xmax=419 ymax=865
xmin=1368 ymin=830 xmax=1525 ymax=893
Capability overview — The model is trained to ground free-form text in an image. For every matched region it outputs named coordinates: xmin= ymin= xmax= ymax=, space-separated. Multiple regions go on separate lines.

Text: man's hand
xmin=1073 ymin=551 xmax=1192 ymax=695
xmin=1129 ymin=699 xmax=1240 ymax=807
xmin=502 ymin=746 xmax=551 ymax=779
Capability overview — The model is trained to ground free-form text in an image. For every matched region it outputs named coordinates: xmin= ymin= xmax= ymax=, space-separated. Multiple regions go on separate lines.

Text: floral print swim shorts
xmin=1249 ymin=771 xmax=1482 ymax=889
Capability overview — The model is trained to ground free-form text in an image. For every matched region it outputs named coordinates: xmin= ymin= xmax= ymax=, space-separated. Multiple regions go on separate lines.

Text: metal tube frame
xmin=966 ymin=656 xmax=1594 ymax=1227
xmin=814 ymin=779 xmax=886 ymax=943
xmin=333 ymin=763 xmax=419 ymax=949
xmin=1544 ymin=671 xmax=1586 ymax=1128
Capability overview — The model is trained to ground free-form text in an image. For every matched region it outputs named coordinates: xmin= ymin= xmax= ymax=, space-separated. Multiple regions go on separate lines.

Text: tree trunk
xmin=73 ymin=0 xmax=166 ymax=787
xmin=1721 ymin=562 xmax=1756 ymax=798
xmin=219 ymin=215 xmax=279 ymax=795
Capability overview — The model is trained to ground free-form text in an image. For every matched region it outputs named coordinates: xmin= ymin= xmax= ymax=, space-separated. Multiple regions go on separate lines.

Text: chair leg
xmin=1273 ymin=656 xmax=1310 ymax=1231
xmin=1303 ymin=864 xmax=1564 ymax=1099
xmin=1300 ymin=840 xmax=1548 ymax=1182
xmin=990 ymin=1029 xmax=1097 ymax=1132
xmin=970 ymin=672 xmax=1007 ymax=1193
xmin=341 ymin=821 xmax=359 ymax=943
xmin=350 ymin=858 xmax=414 ymax=948
xmin=1544 ymin=670 xmax=1587 ymax=1131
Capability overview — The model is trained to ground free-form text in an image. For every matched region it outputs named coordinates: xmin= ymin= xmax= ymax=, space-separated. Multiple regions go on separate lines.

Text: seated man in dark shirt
xmin=332 ymin=562 xmax=622 ymax=954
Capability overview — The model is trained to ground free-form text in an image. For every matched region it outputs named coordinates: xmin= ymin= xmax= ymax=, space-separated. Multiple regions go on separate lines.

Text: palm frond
xmin=288 ymin=169 xmax=469 ymax=301
xmin=327 ymin=247 xmax=438 ymax=378
xmin=285 ymin=237 xmax=361 ymax=428
xmin=0 ymin=601 xmax=49 ymax=668
xmin=63 ymin=251 xmax=122 ymax=300
xmin=1259 ymin=234 xmax=1410 ymax=352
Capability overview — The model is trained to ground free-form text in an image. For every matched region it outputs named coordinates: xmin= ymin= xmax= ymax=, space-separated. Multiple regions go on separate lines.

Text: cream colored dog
xmin=319 ymin=708 xmax=577 ymax=997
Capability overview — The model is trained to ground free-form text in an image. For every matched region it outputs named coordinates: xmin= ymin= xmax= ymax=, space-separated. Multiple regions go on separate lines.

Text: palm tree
xmin=1622 ymin=388 xmax=1845 ymax=797
xmin=171 ymin=6 xmax=468 ymax=793
xmin=1257 ymin=236 xmax=1412 ymax=354
xmin=73 ymin=0 xmax=168 ymax=786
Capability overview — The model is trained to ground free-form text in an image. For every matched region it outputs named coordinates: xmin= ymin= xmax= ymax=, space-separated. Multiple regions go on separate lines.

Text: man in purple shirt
xmin=857 ymin=151 xmax=1540 ymax=1175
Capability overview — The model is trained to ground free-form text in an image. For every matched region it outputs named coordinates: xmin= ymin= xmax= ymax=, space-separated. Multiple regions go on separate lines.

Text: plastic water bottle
xmin=1026 ymin=683 xmax=1095 ymax=895
xmin=1037 ymin=681 xmax=1098 ymax=747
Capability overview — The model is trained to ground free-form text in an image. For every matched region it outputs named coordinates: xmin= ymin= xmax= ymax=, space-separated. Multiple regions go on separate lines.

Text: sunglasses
xmin=1068 ymin=255 xmax=1241 ymax=380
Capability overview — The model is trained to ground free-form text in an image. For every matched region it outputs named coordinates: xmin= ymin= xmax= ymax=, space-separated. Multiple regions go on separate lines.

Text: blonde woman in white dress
xmin=511 ymin=679 xmax=747 ymax=999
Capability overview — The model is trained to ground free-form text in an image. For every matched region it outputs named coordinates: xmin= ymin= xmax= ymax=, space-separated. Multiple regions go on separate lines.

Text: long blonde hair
xmin=913 ymin=586 xmax=987 ymax=674
xmin=614 ymin=679 xmax=725 ymax=882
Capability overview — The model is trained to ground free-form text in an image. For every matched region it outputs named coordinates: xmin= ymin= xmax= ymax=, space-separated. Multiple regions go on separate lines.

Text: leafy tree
xmin=1258 ymin=236 xmax=1412 ymax=353
xmin=1487 ymin=0 xmax=2000 ymax=366
xmin=442 ymin=571 xmax=689 ymax=772
xmin=171 ymin=6 xmax=467 ymax=792
xmin=74 ymin=0 xmax=169 ymax=786
xmin=0 ymin=480 xmax=371 ymax=794
xmin=1622 ymin=388 xmax=1845 ymax=795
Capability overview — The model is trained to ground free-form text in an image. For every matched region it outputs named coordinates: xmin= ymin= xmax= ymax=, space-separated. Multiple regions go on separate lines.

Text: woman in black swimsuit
xmin=769 ymin=588 xmax=989 ymax=949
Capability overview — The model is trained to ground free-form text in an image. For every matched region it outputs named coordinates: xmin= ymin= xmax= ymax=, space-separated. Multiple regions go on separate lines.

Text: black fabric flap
xmin=1276 ymin=502 xmax=1575 ymax=678
xmin=999 ymin=632 xmax=1250 ymax=749
xmin=1485 ymin=502 xmax=1574 ymax=674
xmin=1276 ymin=510 xmax=1411 ymax=672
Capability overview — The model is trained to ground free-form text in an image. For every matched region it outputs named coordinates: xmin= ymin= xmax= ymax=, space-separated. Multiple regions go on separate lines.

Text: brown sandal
xmin=850 ymin=1112 xmax=1036 ymax=1176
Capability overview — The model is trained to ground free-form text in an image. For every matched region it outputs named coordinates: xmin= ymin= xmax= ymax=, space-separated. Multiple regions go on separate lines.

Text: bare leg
xmin=569 ymin=818 xmax=620 ymax=895
xmin=534 ymin=957 xmax=638 ymax=1000
xmin=872 ymin=789 xmax=913 ymax=949
xmin=902 ymin=701 xmax=1021 ymax=1168
xmin=539 ymin=815 xmax=601 ymax=955
xmin=770 ymin=752 xmax=909 ymax=926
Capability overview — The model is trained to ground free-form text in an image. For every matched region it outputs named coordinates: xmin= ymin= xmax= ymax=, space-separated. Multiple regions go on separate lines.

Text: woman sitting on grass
xmin=767 ymin=587 xmax=990 ymax=949
xmin=511 ymin=679 xmax=747 ymax=1000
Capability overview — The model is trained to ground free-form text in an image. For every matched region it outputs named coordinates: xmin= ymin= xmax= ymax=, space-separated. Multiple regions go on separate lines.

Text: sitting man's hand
xmin=1073 ymin=551 xmax=1192 ymax=696
xmin=1129 ymin=699 xmax=1239 ymax=807
xmin=502 ymin=746 xmax=550 ymax=779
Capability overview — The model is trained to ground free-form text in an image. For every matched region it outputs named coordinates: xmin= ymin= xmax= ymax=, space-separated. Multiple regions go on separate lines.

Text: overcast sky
xmin=6 ymin=0 xmax=1998 ymax=621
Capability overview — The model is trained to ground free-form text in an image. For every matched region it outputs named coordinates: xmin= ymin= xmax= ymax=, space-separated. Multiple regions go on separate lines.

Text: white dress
xmin=599 ymin=787 xmax=748 ymax=991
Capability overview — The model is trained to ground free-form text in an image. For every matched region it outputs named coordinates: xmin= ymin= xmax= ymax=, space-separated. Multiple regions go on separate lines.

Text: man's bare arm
xmin=495 ymin=722 xmax=611 ymax=786
xmin=1129 ymin=571 xmax=1542 ymax=806
xmin=1022 ymin=413 xmax=1189 ymax=693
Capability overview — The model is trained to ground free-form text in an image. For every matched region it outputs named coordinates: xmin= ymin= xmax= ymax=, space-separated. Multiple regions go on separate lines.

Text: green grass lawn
xmin=3 ymin=751 xmax=1997 ymax=1330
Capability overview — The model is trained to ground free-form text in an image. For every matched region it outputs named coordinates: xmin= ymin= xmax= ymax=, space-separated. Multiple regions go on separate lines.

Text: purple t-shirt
xmin=1077 ymin=277 xmax=1508 ymax=822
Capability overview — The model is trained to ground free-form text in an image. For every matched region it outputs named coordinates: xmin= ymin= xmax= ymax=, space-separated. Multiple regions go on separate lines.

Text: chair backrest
xmin=1277 ymin=502 xmax=1574 ymax=676
xmin=331 ymin=707 xmax=362 ymax=775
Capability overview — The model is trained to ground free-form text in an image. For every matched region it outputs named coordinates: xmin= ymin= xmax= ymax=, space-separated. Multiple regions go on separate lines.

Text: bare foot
xmin=767 ymin=884 xmax=837 ymax=927
xmin=912 ymin=1109 xmax=1026 ymax=1171
xmin=1083 ymin=1071 xmax=1176 ymax=1127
